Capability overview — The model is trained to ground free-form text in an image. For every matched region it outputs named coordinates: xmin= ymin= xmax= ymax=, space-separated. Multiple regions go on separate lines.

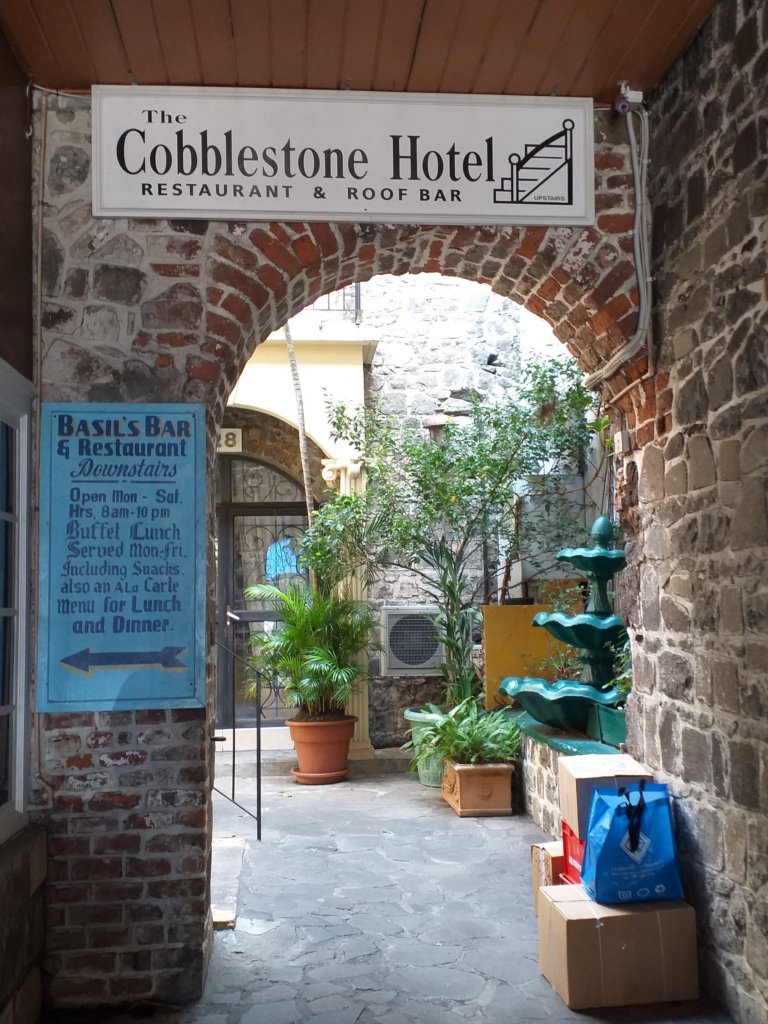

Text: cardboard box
xmin=538 ymin=885 xmax=698 ymax=1009
xmin=531 ymin=841 xmax=565 ymax=915
xmin=558 ymin=754 xmax=653 ymax=839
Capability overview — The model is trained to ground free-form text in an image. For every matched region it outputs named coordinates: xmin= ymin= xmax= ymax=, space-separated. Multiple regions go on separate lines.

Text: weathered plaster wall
xmin=616 ymin=2 xmax=768 ymax=1020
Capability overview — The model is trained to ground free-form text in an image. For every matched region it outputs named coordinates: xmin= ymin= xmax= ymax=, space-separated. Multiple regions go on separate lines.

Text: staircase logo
xmin=493 ymin=120 xmax=575 ymax=207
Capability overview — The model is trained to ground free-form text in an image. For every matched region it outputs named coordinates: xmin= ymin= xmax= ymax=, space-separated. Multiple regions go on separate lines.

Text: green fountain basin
xmin=499 ymin=677 xmax=625 ymax=733
xmin=532 ymin=611 xmax=626 ymax=649
xmin=555 ymin=547 xmax=627 ymax=576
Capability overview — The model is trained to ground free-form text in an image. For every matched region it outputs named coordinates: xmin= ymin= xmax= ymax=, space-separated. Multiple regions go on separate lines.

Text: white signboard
xmin=93 ymin=87 xmax=594 ymax=227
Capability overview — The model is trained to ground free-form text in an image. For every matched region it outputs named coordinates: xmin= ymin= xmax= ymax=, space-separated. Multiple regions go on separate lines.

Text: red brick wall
xmin=39 ymin=709 xmax=210 ymax=1006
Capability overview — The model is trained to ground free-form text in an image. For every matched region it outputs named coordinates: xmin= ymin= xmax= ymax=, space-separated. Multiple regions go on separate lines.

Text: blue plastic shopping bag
xmin=581 ymin=780 xmax=684 ymax=904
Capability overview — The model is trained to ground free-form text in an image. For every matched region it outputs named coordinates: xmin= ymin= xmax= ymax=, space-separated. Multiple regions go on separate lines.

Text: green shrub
xmin=405 ymin=697 xmax=522 ymax=768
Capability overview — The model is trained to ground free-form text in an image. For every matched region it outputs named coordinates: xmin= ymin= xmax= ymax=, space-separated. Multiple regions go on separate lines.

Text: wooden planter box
xmin=441 ymin=758 xmax=515 ymax=817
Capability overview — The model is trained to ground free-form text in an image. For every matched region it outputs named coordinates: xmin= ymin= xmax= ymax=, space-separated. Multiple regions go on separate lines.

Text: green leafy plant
xmin=605 ymin=631 xmax=632 ymax=704
xmin=404 ymin=697 xmax=522 ymax=769
xmin=526 ymin=644 xmax=584 ymax=683
xmin=521 ymin=579 xmax=586 ymax=682
xmin=245 ymin=582 xmax=376 ymax=721
xmin=300 ymin=356 xmax=599 ymax=710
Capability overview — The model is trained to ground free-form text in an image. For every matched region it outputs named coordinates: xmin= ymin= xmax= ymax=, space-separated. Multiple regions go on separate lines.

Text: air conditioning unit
xmin=380 ymin=607 xmax=444 ymax=677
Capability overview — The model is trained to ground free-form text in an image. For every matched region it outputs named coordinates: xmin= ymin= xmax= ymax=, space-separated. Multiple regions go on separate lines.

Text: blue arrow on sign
xmin=61 ymin=647 xmax=187 ymax=677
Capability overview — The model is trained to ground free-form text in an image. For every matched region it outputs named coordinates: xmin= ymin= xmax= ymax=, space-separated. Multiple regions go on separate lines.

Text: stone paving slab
xmin=211 ymin=838 xmax=246 ymax=930
xmin=44 ymin=773 xmax=733 ymax=1024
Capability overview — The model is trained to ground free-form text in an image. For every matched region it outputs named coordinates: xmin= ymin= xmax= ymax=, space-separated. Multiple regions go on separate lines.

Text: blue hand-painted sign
xmin=37 ymin=403 xmax=207 ymax=711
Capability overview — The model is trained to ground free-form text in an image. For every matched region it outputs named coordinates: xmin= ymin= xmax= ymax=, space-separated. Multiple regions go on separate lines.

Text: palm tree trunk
xmin=284 ymin=321 xmax=314 ymax=523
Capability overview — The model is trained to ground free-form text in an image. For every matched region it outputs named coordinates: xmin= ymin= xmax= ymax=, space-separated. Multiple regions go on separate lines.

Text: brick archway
xmin=204 ymin=211 xmax=639 ymax=418
xmin=37 ymin=103 xmax=655 ymax=1011
xmin=118 ymin=121 xmax=643 ymax=421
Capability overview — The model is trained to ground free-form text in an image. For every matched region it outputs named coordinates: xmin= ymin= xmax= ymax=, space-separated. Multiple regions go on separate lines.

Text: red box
xmin=561 ymin=819 xmax=585 ymax=883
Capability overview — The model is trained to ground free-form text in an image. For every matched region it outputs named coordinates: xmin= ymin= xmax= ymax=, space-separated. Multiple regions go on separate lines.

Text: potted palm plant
xmin=405 ymin=697 xmax=522 ymax=816
xmin=246 ymin=582 xmax=376 ymax=784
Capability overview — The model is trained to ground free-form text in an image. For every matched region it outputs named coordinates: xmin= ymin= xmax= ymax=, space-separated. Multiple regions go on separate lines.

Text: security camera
xmin=614 ymin=83 xmax=644 ymax=113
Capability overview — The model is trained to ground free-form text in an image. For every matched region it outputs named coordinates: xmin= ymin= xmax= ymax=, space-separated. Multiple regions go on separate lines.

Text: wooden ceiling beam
xmin=533 ymin=0 xmax=617 ymax=99
xmin=269 ymin=0 xmax=307 ymax=89
xmin=503 ymin=0 xmax=583 ymax=96
xmin=437 ymin=0 xmax=502 ymax=95
xmin=111 ymin=0 xmax=167 ymax=85
xmin=29 ymin=0 xmax=95 ymax=89
xmin=153 ymin=0 xmax=201 ymax=86
xmin=231 ymin=0 xmax=272 ymax=88
xmin=406 ymin=0 xmax=463 ymax=94
xmin=0 ymin=0 xmax=722 ymax=100
xmin=570 ymin=0 xmax=645 ymax=102
xmin=190 ymin=0 xmax=237 ymax=87
xmin=0 ymin=0 xmax=62 ymax=86
xmin=306 ymin=0 xmax=346 ymax=90
xmin=373 ymin=0 xmax=425 ymax=93
xmin=470 ymin=0 xmax=538 ymax=96
xmin=70 ymin=0 xmax=130 ymax=85
xmin=338 ymin=0 xmax=383 ymax=93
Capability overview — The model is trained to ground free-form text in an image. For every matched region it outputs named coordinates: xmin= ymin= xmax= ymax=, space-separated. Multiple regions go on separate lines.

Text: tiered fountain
xmin=499 ymin=516 xmax=627 ymax=737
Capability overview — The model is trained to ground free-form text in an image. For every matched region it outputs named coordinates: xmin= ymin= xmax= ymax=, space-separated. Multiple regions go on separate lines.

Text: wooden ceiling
xmin=0 ymin=0 xmax=717 ymax=103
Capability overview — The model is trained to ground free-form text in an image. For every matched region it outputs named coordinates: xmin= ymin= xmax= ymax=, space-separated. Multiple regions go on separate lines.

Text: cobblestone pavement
xmin=47 ymin=769 xmax=733 ymax=1024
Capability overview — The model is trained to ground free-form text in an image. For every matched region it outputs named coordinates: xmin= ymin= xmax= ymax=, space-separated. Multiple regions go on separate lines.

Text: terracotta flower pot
xmin=287 ymin=716 xmax=357 ymax=785
xmin=441 ymin=758 xmax=515 ymax=817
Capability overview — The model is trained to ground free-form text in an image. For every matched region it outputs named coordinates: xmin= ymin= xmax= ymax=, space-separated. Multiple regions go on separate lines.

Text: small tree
xmin=300 ymin=356 xmax=602 ymax=706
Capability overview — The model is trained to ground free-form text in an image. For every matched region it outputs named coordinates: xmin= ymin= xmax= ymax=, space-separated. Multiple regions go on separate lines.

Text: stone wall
xmin=615 ymin=2 xmax=768 ymax=1021
xmin=520 ymin=737 xmax=562 ymax=839
xmin=369 ymin=676 xmax=445 ymax=749
xmin=363 ymin=274 xmax=525 ymax=419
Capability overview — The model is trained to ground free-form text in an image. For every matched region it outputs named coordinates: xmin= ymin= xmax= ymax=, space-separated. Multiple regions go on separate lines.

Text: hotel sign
xmin=93 ymin=86 xmax=594 ymax=226
xmin=37 ymin=403 xmax=207 ymax=711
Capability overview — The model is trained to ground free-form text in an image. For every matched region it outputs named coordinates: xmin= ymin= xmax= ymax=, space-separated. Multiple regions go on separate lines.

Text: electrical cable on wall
xmin=585 ymin=88 xmax=654 ymax=392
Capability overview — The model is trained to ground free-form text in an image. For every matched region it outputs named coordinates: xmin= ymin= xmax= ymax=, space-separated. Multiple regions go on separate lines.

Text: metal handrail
xmin=212 ymin=638 xmax=262 ymax=840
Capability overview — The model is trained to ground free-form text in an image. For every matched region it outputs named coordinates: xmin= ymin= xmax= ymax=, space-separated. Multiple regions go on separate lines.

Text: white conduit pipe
xmin=584 ymin=107 xmax=653 ymax=390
